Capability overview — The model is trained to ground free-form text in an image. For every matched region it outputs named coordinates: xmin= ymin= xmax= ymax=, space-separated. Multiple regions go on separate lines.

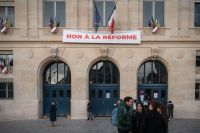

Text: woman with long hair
xmin=131 ymin=102 xmax=144 ymax=133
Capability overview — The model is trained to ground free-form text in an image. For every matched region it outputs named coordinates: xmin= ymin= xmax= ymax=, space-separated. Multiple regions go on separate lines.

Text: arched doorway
xmin=43 ymin=61 xmax=71 ymax=116
xmin=137 ymin=60 xmax=168 ymax=104
xmin=89 ymin=60 xmax=120 ymax=116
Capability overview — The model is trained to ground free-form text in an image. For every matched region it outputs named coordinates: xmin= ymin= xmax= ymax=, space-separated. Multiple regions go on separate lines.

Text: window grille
xmin=0 ymin=78 xmax=13 ymax=99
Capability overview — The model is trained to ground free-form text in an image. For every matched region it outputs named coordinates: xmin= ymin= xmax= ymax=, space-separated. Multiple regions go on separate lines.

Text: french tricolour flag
xmin=108 ymin=5 xmax=116 ymax=34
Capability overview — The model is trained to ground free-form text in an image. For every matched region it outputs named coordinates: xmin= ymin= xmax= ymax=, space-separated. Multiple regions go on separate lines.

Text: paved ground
xmin=0 ymin=118 xmax=200 ymax=133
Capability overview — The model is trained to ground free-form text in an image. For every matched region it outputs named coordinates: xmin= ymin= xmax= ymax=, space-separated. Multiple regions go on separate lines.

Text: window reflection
xmin=138 ymin=65 xmax=144 ymax=84
xmin=51 ymin=63 xmax=57 ymax=84
xmin=43 ymin=61 xmax=71 ymax=84
xmin=58 ymin=63 xmax=64 ymax=84
xmin=89 ymin=65 xmax=97 ymax=84
xmin=145 ymin=62 xmax=152 ymax=84
xmin=44 ymin=68 xmax=50 ymax=84
xmin=138 ymin=60 xmax=167 ymax=84
xmin=97 ymin=62 xmax=104 ymax=83
xmin=105 ymin=62 xmax=111 ymax=83
xmin=89 ymin=61 xmax=119 ymax=84
xmin=152 ymin=62 xmax=159 ymax=83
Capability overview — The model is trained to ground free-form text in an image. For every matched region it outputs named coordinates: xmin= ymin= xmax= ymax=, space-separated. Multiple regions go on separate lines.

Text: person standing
xmin=131 ymin=102 xmax=144 ymax=133
xmin=140 ymin=101 xmax=167 ymax=133
xmin=157 ymin=102 xmax=169 ymax=133
xmin=49 ymin=102 xmax=57 ymax=127
xmin=167 ymin=100 xmax=174 ymax=121
xmin=117 ymin=96 xmax=133 ymax=133
xmin=87 ymin=100 xmax=93 ymax=120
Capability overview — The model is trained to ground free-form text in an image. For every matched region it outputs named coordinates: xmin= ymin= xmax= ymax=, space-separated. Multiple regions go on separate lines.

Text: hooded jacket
xmin=117 ymin=101 xmax=132 ymax=130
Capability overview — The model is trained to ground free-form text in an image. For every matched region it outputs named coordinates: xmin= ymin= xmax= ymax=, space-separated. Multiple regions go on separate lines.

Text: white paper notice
xmin=154 ymin=93 xmax=158 ymax=98
xmin=106 ymin=93 xmax=110 ymax=98
xmin=140 ymin=95 xmax=144 ymax=101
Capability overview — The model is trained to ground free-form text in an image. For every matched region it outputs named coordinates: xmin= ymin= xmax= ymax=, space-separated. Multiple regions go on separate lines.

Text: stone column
xmin=77 ymin=0 xmax=88 ymax=30
xmin=117 ymin=0 xmax=128 ymax=30
xmin=27 ymin=0 xmax=39 ymax=38
xmin=69 ymin=0 xmax=78 ymax=29
xmin=15 ymin=0 xmax=28 ymax=37
xmin=70 ymin=49 xmax=88 ymax=119
xmin=179 ymin=0 xmax=190 ymax=37
xmin=128 ymin=0 xmax=139 ymax=29
xmin=165 ymin=0 xmax=179 ymax=37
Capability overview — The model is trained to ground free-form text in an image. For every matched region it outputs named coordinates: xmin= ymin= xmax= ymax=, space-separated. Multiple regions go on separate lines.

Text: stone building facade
xmin=0 ymin=0 xmax=200 ymax=120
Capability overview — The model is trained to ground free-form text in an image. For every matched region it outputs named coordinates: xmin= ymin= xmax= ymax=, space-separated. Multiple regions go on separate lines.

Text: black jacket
xmin=140 ymin=111 xmax=167 ymax=133
xmin=131 ymin=111 xmax=144 ymax=133
xmin=167 ymin=103 xmax=174 ymax=112
xmin=49 ymin=105 xmax=57 ymax=121
xmin=87 ymin=102 xmax=93 ymax=112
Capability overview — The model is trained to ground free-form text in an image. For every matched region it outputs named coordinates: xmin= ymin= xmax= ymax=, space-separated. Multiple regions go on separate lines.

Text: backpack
xmin=111 ymin=107 xmax=126 ymax=126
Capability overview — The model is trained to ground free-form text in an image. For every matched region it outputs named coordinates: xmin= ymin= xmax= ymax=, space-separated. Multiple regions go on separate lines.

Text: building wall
xmin=0 ymin=0 xmax=200 ymax=120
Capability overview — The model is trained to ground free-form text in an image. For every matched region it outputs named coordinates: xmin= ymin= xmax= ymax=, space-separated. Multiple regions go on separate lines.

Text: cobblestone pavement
xmin=0 ymin=118 xmax=200 ymax=133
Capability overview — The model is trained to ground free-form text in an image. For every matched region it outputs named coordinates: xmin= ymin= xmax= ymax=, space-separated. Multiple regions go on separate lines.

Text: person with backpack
xmin=111 ymin=100 xmax=121 ymax=126
xmin=117 ymin=96 xmax=133 ymax=133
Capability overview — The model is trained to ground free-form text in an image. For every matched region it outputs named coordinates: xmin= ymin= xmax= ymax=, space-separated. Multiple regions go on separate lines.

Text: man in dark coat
xmin=49 ymin=102 xmax=57 ymax=127
xmin=87 ymin=100 xmax=93 ymax=120
xmin=167 ymin=100 xmax=174 ymax=120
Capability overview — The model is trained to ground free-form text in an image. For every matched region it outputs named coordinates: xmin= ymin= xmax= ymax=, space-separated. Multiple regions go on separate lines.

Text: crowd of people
xmin=114 ymin=96 xmax=174 ymax=133
xmin=48 ymin=97 xmax=174 ymax=133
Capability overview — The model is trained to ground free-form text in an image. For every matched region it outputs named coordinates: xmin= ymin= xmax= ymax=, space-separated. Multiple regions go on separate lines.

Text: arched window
xmin=89 ymin=61 xmax=119 ymax=84
xmin=43 ymin=61 xmax=71 ymax=84
xmin=138 ymin=60 xmax=167 ymax=84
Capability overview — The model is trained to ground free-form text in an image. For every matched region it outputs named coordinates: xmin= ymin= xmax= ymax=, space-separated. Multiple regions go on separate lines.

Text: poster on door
xmin=154 ymin=93 xmax=158 ymax=98
xmin=106 ymin=93 xmax=110 ymax=98
xmin=140 ymin=91 xmax=144 ymax=101
xmin=140 ymin=95 xmax=144 ymax=101
xmin=153 ymin=90 xmax=158 ymax=98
